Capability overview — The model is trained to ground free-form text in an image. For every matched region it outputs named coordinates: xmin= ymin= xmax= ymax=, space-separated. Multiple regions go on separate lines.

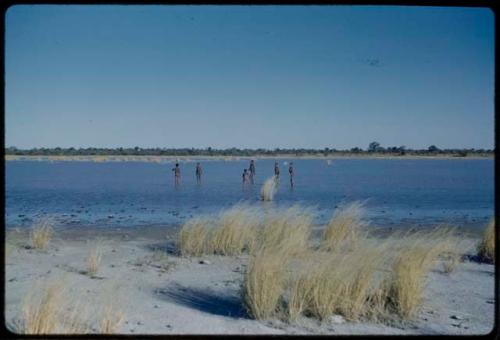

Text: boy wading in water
xmin=249 ymin=160 xmax=256 ymax=183
xmin=196 ymin=162 xmax=203 ymax=184
xmin=274 ymin=161 xmax=280 ymax=180
xmin=172 ymin=163 xmax=181 ymax=185
xmin=289 ymin=162 xmax=294 ymax=188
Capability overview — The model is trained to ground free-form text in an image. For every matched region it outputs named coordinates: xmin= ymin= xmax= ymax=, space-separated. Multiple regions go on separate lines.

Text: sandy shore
xmin=5 ymin=225 xmax=494 ymax=335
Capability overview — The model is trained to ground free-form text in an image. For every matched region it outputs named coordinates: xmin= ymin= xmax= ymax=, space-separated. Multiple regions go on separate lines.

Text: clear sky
xmin=5 ymin=5 xmax=494 ymax=150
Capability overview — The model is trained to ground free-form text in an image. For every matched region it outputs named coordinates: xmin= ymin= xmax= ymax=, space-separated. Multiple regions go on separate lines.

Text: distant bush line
xmin=5 ymin=145 xmax=493 ymax=157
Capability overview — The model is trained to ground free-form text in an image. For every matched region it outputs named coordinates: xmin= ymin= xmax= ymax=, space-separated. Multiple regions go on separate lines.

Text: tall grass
xmin=177 ymin=203 xmax=462 ymax=324
xmin=260 ymin=176 xmax=277 ymax=201
xmin=242 ymin=226 xmax=458 ymax=324
xmin=176 ymin=205 xmax=312 ymax=258
xmin=478 ymin=219 xmax=495 ymax=263
xmin=20 ymin=281 xmax=63 ymax=334
xmin=209 ymin=205 xmax=260 ymax=256
xmin=384 ymin=228 xmax=456 ymax=319
xmin=283 ymin=242 xmax=389 ymax=322
xmin=177 ymin=217 xmax=214 ymax=257
xmin=17 ymin=279 xmax=126 ymax=334
xmin=242 ymin=249 xmax=288 ymax=319
xmin=30 ymin=219 xmax=54 ymax=250
xmin=252 ymin=206 xmax=312 ymax=256
xmin=286 ymin=271 xmax=313 ymax=322
xmin=320 ymin=201 xmax=367 ymax=251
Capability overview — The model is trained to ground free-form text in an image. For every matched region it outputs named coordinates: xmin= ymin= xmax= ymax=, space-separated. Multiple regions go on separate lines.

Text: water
xmin=5 ymin=158 xmax=494 ymax=229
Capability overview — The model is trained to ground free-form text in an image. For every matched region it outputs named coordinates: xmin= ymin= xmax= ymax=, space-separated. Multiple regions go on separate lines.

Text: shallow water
xmin=5 ymin=158 xmax=494 ymax=229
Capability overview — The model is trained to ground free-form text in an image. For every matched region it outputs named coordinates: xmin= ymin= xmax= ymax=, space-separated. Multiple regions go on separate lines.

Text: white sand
xmin=5 ymin=226 xmax=494 ymax=335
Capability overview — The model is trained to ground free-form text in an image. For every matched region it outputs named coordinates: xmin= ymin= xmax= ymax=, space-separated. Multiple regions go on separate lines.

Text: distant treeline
xmin=4 ymin=143 xmax=494 ymax=157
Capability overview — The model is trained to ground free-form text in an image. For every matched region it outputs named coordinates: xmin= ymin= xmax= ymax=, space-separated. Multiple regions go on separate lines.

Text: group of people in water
xmin=171 ymin=160 xmax=295 ymax=187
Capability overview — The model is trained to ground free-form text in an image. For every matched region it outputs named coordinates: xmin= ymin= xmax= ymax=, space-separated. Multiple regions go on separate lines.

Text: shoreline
xmin=5 ymin=154 xmax=494 ymax=162
xmin=5 ymin=222 xmax=483 ymax=246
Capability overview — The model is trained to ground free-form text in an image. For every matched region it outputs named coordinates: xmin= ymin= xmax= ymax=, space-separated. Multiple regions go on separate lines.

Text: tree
xmin=368 ymin=141 xmax=381 ymax=152
xmin=323 ymin=147 xmax=330 ymax=156
xmin=428 ymin=145 xmax=439 ymax=153
xmin=398 ymin=145 xmax=406 ymax=155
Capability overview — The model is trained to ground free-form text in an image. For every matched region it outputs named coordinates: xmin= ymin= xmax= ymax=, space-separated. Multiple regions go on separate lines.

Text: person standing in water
xmin=195 ymin=162 xmax=203 ymax=184
xmin=172 ymin=163 xmax=181 ymax=185
xmin=274 ymin=161 xmax=280 ymax=179
xmin=249 ymin=160 xmax=256 ymax=183
xmin=288 ymin=162 xmax=294 ymax=188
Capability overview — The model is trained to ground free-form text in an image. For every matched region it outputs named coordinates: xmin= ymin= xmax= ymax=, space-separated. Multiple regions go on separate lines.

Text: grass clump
xmin=384 ymin=228 xmax=456 ymax=319
xmin=86 ymin=243 xmax=103 ymax=277
xmin=253 ymin=206 xmax=312 ymax=256
xmin=20 ymin=281 xmax=63 ymax=334
xmin=16 ymin=278 xmax=127 ymax=334
xmin=177 ymin=217 xmax=213 ymax=257
xmin=242 ymin=249 xmax=288 ymax=320
xmin=285 ymin=243 xmax=388 ymax=322
xmin=254 ymin=227 xmax=459 ymax=324
xmin=260 ymin=176 xmax=278 ymax=201
xmin=478 ymin=219 xmax=495 ymax=263
xmin=30 ymin=219 xmax=54 ymax=250
xmin=209 ymin=205 xmax=260 ymax=256
xmin=320 ymin=201 xmax=367 ymax=251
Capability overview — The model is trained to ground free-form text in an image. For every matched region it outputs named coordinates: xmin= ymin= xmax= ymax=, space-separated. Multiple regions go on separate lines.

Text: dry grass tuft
xmin=243 ymin=249 xmax=288 ymax=320
xmin=260 ymin=176 xmax=278 ymax=201
xmin=253 ymin=206 xmax=312 ymax=257
xmin=20 ymin=281 xmax=63 ymax=334
xmin=30 ymin=219 xmax=54 ymax=250
xmin=285 ymin=242 xmax=388 ymax=322
xmin=16 ymin=278 xmax=130 ymax=334
xmin=99 ymin=304 xmax=124 ymax=334
xmin=209 ymin=205 xmax=260 ymax=256
xmin=86 ymin=243 xmax=103 ymax=277
xmin=478 ymin=219 xmax=495 ymax=263
xmin=384 ymin=228 xmax=456 ymax=319
xmin=177 ymin=217 xmax=214 ymax=257
xmin=262 ymin=227 xmax=459 ymax=323
xmin=286 ymin=272 xmax=313 ymax=322
xmin=320 ymin=201 xmax=368 ymax=251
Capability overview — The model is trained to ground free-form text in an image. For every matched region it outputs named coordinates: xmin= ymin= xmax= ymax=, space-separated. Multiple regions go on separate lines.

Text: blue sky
xmin=5 ymin=5 xmax=494 ymax=150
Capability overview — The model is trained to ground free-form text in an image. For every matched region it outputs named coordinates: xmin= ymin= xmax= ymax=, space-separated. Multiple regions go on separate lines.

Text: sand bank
xmin=5 ymin=225 xmax=494 ymax=335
